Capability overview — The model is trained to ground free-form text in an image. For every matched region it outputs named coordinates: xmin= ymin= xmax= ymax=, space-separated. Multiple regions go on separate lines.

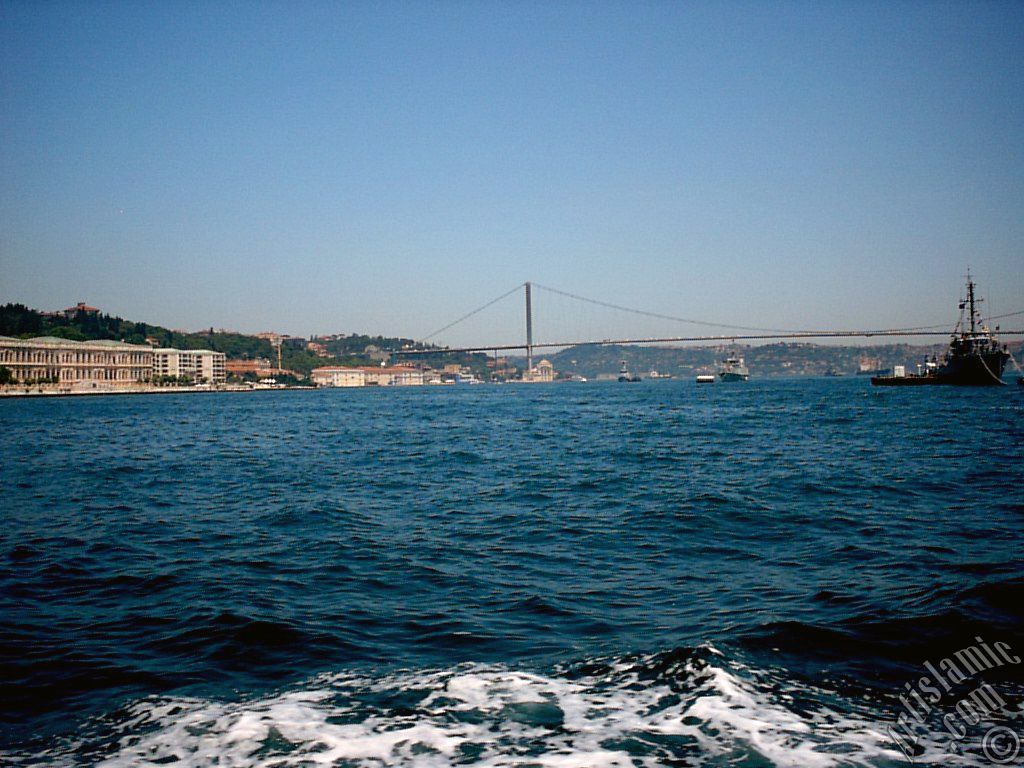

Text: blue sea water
xmin=1 ymin=378 xmax=1022 ymax=766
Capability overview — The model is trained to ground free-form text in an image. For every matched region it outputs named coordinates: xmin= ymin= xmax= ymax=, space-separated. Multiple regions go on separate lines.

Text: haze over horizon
xmin=2 ymin=1 xmax=1023 ymax=347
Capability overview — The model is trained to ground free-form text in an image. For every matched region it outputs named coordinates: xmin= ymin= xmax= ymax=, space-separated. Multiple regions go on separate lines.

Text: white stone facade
xmin=312 ymin=366 xmax=424 ymax=387
xmin=0 ymin=336 xmax=153 ymax=386
xmin=362 ymin=366 xmax=424 ymax=386
xmin=524 ymin=359 xmax=555 ymax=382
xmin=311 ymin=367 xmax=367 ymax=387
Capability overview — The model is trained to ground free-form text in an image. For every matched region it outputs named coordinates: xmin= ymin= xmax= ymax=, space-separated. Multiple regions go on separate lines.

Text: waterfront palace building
xmin=0 ymin=336 xmax=225 ymax=388
xmin=311 ymin=365 xmax=425 ymax=387
xmin=0 ymin=336 xmax=154 ymax=386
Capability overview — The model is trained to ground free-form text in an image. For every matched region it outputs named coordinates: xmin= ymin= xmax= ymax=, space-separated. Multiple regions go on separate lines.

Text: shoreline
xmin=0 ymin=385 xmax=315 ymax=399
xmin=4 ymin=375 xmax=1019 ymax=400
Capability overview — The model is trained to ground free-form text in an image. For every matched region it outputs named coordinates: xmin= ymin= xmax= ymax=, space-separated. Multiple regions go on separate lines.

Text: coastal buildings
xmin=366 ymin=366 xmax=424 ymax=386
xmin=312 ymin=365 xmax=424 ymax=387
xmin=152 ymin=348 xmax=226 ymax=384
xmin=0 ymin=337 xmax=230 ymax=389
xmin=0 ymin=336 xmax=153 ymax=386
xmin=226 ymin=359 xmax=271 ymax=377
xmin=225 ymin=358 xmax=296 ymax=379
xmin=523 ymin=359 xmax=555 ymax=382
xmin=311 ymin=367 xmax=366 ymax=387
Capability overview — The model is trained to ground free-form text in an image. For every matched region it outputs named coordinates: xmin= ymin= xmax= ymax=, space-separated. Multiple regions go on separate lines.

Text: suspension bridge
xmin=394 ymin=282 xmax=1024 ymax=372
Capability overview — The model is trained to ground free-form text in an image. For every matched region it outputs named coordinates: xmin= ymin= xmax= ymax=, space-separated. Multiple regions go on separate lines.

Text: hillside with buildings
xmin=0 ymin=302 xmax=494 ymax=387
xmin=541 ymin=340 xmax=1024 ymax=380
xmin=3 ymin=302 xmax=1020 ymax=389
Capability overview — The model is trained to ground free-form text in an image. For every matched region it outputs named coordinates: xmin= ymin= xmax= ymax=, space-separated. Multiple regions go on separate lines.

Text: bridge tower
xmin=525 ymin=281 xmax=533 ymax=377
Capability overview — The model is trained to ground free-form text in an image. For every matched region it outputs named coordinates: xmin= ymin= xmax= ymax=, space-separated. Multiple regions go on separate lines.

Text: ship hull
xmin=871 ymin=352 xmax=1008 ymax=387
xmin=719 ymin=372 xmax=749 ymax=382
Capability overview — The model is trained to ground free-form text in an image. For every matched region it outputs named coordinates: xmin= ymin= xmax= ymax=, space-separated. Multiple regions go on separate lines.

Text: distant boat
xmin=618 ymin=361 xmax=641 ymax=383
xmin=647 ymin=370 xmax=674 ymax=379
xmin=696 ymin=374 xmax=715 ymax=384
xmin=718 ymin=356 xmax=749 ymax=382
xmin=872 ymin=275 xmax=1009 ymax=387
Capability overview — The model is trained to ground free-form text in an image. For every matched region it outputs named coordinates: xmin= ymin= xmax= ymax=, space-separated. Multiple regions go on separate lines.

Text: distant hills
xmin=527 ymin=339 xmax=1024 ymax=380
xmin=4 ymin=302 xmax=1021 ymax=380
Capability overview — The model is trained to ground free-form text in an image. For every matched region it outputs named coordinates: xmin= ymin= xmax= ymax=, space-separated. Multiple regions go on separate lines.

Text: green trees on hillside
xmin=0 ymin=304 xmax=45 ymax=337
xmin=0 ymin=304 xmax=151 ymax=344
xmin=0 ymin=302 xmax=491 ymax=378
xmin=0 ymin=303 xmax=276 ymax=359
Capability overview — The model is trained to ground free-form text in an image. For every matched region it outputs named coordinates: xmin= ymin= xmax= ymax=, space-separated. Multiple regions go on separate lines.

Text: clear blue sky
xmin=2 ymin=1 xmax=1022 ymax=346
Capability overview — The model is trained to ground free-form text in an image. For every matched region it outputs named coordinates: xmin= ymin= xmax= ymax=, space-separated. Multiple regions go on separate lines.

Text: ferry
xmin=872 ymin=275 xmax=1009 ymax=386
xmin=618 ymin=361 xmax=641 ymax=383
xmin=718 ymin=356 xmax=749 ymax=382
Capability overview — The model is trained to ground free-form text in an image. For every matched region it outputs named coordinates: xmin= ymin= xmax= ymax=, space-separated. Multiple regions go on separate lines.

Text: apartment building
xmin=152 ymin=348 xmax=226 ymax=384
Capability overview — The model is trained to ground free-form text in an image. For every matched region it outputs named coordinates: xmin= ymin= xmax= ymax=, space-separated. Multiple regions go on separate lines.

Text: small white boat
xmin=696 ymin=374 xmax=715 ymax=384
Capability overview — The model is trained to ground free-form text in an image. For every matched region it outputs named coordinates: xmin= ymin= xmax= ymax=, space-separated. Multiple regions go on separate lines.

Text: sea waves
xmin=2 ymin=381 xmax=1022 ymax=765
xmin=14 ymin=646 xmax=940 ymax=768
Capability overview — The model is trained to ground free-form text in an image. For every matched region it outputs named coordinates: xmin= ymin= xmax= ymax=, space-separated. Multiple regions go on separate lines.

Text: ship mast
xmin=967 ymin=273 xmax=976 ymax=335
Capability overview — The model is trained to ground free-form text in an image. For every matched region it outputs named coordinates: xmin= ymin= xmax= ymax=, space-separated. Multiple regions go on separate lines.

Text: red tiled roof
xmin=64 ymin=302 xmax=99 ymax=313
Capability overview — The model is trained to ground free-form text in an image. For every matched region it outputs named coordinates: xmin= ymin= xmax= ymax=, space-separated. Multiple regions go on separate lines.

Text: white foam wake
xmin=16 ymin=650 xmax=966 ymax=767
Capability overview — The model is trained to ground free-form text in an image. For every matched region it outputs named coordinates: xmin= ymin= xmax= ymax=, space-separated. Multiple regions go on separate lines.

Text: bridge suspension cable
xmin=983 ymin=309 xmax=1024 ymax=324
xmin=531 ymin=282 xmax=959 ymax=335
xmin=418 ymin=283 xmax=524 ymax=344
xmin=404 ymin=280 xmax=1024 ymax=355
xmin=395 ymin=327 xmax=1024 ymax=356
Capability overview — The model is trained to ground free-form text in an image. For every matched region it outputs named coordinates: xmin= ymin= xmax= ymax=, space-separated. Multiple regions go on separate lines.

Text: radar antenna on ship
xmin=967 ymin=270 xmax=979 ymax=336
